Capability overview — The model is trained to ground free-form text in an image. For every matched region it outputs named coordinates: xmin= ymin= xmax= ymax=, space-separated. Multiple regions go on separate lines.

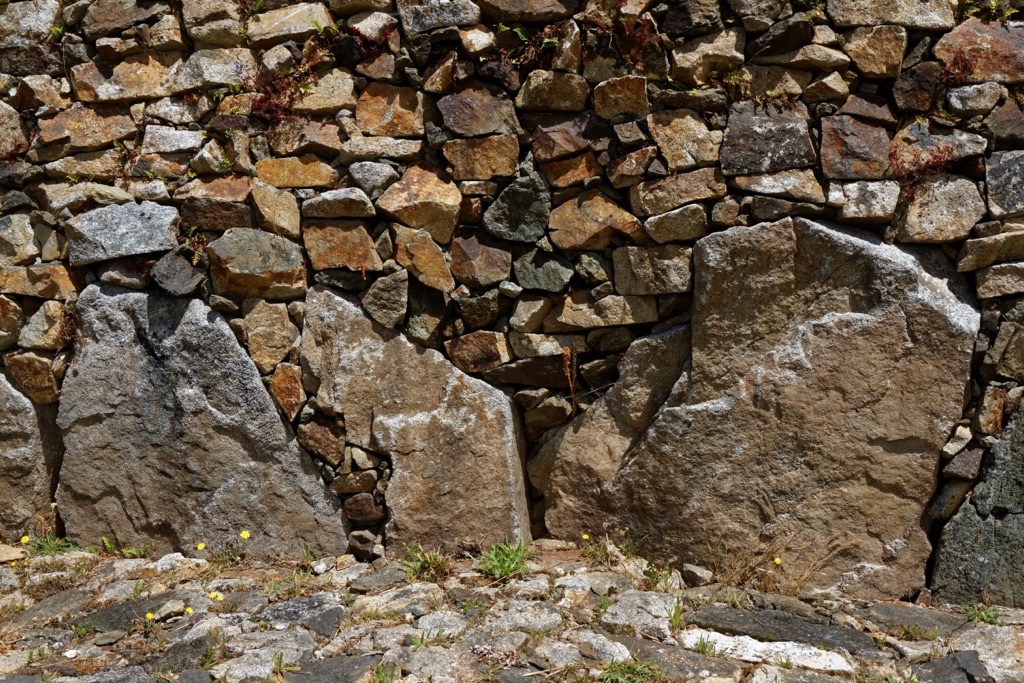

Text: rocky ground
xmin=0 ymin=536 xmax=1020 ymax=683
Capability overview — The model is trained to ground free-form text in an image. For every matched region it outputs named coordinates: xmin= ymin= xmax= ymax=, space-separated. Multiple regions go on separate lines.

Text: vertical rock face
xmin=0 ymin=372 xmax=60 ymax=533
xmin=534 ymin=218 xmax=977 ymax=599
xmin=932 ymin=404 xmax=1024 ymax=607
xmin=301 ymin=286 xmax=530 ymax=551
xmin=56 ymin=285 xmax=347 ymax=558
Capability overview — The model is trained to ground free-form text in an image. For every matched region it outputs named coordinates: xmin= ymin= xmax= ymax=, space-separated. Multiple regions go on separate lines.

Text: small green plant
xmin=131 ymin=580 xmax=145 ymax=601
xmin=49 ymin=25 xmax=65 ymax=40
xmin=403 ymin=546 xmax=452 ymax=583
xmin=642 ymin=562 xmax=674 ymax=592
xmin=73 ymin=621 xmax=95 ymax=638
xmin=371 ymin=663 xmax=398 ymax=683
xmin=595 ymin=594 xmax=615 ymax=618
xmin=694 ymin=634 xmax=727 ymax=659
xmin=218 ymin=155 xmax=234 ymax=173
xmin=28 ymin=532 xmax=77 ymax=556
xmin=478 ymin=539 xmax=533 ymax=580
xmin=597 ymin=661 xmax=667 ymax=683
xmin=271 ymin=652 xmax=300 ymax=675
xmin=964 ymin=603 xmax=1000 ymax=625
xmin=669 ymin=596 xmax=685 ymax=632
xmin=774 ymin=657 xmax=794 ymax=669
xmin=179 ymin=226 xmax=209 ymax=267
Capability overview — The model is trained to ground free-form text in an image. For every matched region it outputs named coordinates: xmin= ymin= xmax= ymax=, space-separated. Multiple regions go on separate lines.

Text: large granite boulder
xmin=0 ymin=372 xmax=60 ymax=533
xmin=55 ymin=285 xmax=347 ymax=558
xmin=301 ymin=286 xmax=530 ymax=551
xmin=932 ymin=403 xmax=1024 ymax=607
xmin=532 ymin=218 xmax=977 ymax=599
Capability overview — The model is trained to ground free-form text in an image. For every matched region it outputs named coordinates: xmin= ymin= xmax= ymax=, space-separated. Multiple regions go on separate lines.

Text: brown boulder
xmin=301 ymin=286 xmax=530 ymax=551
xmin=303 ymin=221 xmax=383 ymax=272
xmin=376 ymin=165 xmax=462 ymax=244
xmin=534 ymin=218 xmax=978 ymax=600
xmin=207 ymin=228 xmax=306 ymax=300
xmin=934 ymin=18 xmax=1024 ymax=85
xmin=549 ymin=190 xmax=642 ymax=251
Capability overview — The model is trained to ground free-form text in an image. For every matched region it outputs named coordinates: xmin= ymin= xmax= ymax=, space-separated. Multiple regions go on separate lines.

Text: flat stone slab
xmin=65 ymin=201 xmax=180 ymax=266
xmin=689 ymin=606 xmax=879 ymax=656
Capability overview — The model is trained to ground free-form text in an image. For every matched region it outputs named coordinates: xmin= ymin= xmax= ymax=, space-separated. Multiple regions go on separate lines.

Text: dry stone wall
xmin=0 ymin=0 xmax=1021 ymax=603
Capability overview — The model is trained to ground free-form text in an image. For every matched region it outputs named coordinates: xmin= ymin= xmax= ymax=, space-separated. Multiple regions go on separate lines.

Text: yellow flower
xmin=196 ymin=542 xmax=206 ymax=551
xmin=239 ymin=530 xmax=250 ymax=540
xmin=209 ymin=591 xmax=224 ymax=601
xmin=19 ymin=536 xmax=29 ymax=545
xmin=145 ymin=613 xmax=155 ymax=620
xmin=185 ymin=607 xmax=194 ymax=615
xmin=581 ymin=534 xmax=590 ymax=541
xmin=773 ymin=557 xmax=782 ymax=566
xmin=8 ymin=561 xmax=14 ymax=567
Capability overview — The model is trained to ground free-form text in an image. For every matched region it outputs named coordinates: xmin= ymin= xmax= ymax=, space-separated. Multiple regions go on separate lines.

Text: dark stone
xmin=749 ymin=196 xmax=831 ymax=222
xmin=284 ymin=655 xmax=380 ymax=683
xmin=944 ymin=448 xmax=984 ymax=480
xmin=348 ymin=529 xmax=377 ymax=561
xmin=476 ymin=0 xmax=578 ymax=21
xmin=820 ymin=115 xmax=892 ymax=180
xmin=483 ymin=357 xmax=572 ymax=388
xmin=56 ymin=286 xmax=347 ymax=558
xmin=913 ymin=651 xmax=995 ymax=683
xmin=219 ymin=590 xmax=270 ymax=614
xmin=259 ymin=593 xmax=345 ymax=637
xmin=987 ymin=151 xmax=1024 ymax=220
xmin=343 ymin=492 xmax=387 ymax=524
xmin=524 ymin=113 xmax=593 ymax=163
xmin=10 ymin=590 xmax=90 ymax=630
xmin=662 ymin=0 xmax=722 ymax=36
xmin=932 ymin=500 xmax=1024 ymax=607
xmin=720 ymin=101 xmax=816 ymax=176
xmin=437 ymin=83 xmax=521 ymax=137
xmin=143 ymin=633 xmax=217 ymax=675
xmin=151 ymin=246 xmax=208 ymax=296
xmin=459 ymin=289 xmax=505 ymax=330
xmin=73 ymin=591 xmax=197 ymax=633
xmin=180 ymin=198 xmax=253 ymax=231
xmin=855 ymin=602 xmax=971 ymax=638
xmin=349 ymin=563 xmax=408 ymax=593
xmin=986 ymin=99 xmax=1024 ymax=150
xmin=405 ymin=279 xmax=449 ymax=348
xmin=611 ymin=634 xmax=745 ymax=681
xmin=838 ymin=94 xmax=898 ymax=126
xmin=314 ymin=269 xmax=375 ymax=292
xmin=514 ymin=249 xmax=574 ymax=292
xmin=450 ymin=232 xmax=512 ymax=289
xmin=360 ymin=269 xmax=408 ymax=329
xmin=748 ymin=13 xmax=814 ymax=57
xmin=482 ymin=171 xmax=551 ymax=243
xmin=178 ymin=671 xmax=213 ymax=683
xmin=892 ymin=62 xmax=942 ymax=112
xmin=689 ymin=606 xmax=879 ymax=656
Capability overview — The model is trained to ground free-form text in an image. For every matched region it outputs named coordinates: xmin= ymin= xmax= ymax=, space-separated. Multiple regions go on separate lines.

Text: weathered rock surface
xmin=720 ymin=101 xmax=816 ymax=176
xmin=534 ymin=217 xmax=978 ymax=599
xmin=301 ymin=286 xmax=530 ymax=550
xmin=65 ymin=202 xmax=180 ymax=266
xmin=56 ymin=285 xmax=347 ymax=557
xmin=932 ymin=399 xmax=1024 ymax=607
xmin=0 ymin=372 xmax=58 ymax=533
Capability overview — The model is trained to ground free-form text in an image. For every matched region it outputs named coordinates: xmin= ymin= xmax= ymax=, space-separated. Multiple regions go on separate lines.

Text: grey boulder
xmin=56 ymin=284 xmax=347 ymax=558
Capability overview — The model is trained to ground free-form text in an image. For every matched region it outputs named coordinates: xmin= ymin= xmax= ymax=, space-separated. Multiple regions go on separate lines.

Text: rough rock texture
xmin=56 ymin=285 xmax=348 ymax=558
xmin=301 ymin=286 xmax=530 ymax=551
xmin=0 ymin=372 xmax=59 ymax=533
xmin=933 ymin=400 xmax=1024 ymax=607
xmin=534 ymin=218 xmax=977 ymax=599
